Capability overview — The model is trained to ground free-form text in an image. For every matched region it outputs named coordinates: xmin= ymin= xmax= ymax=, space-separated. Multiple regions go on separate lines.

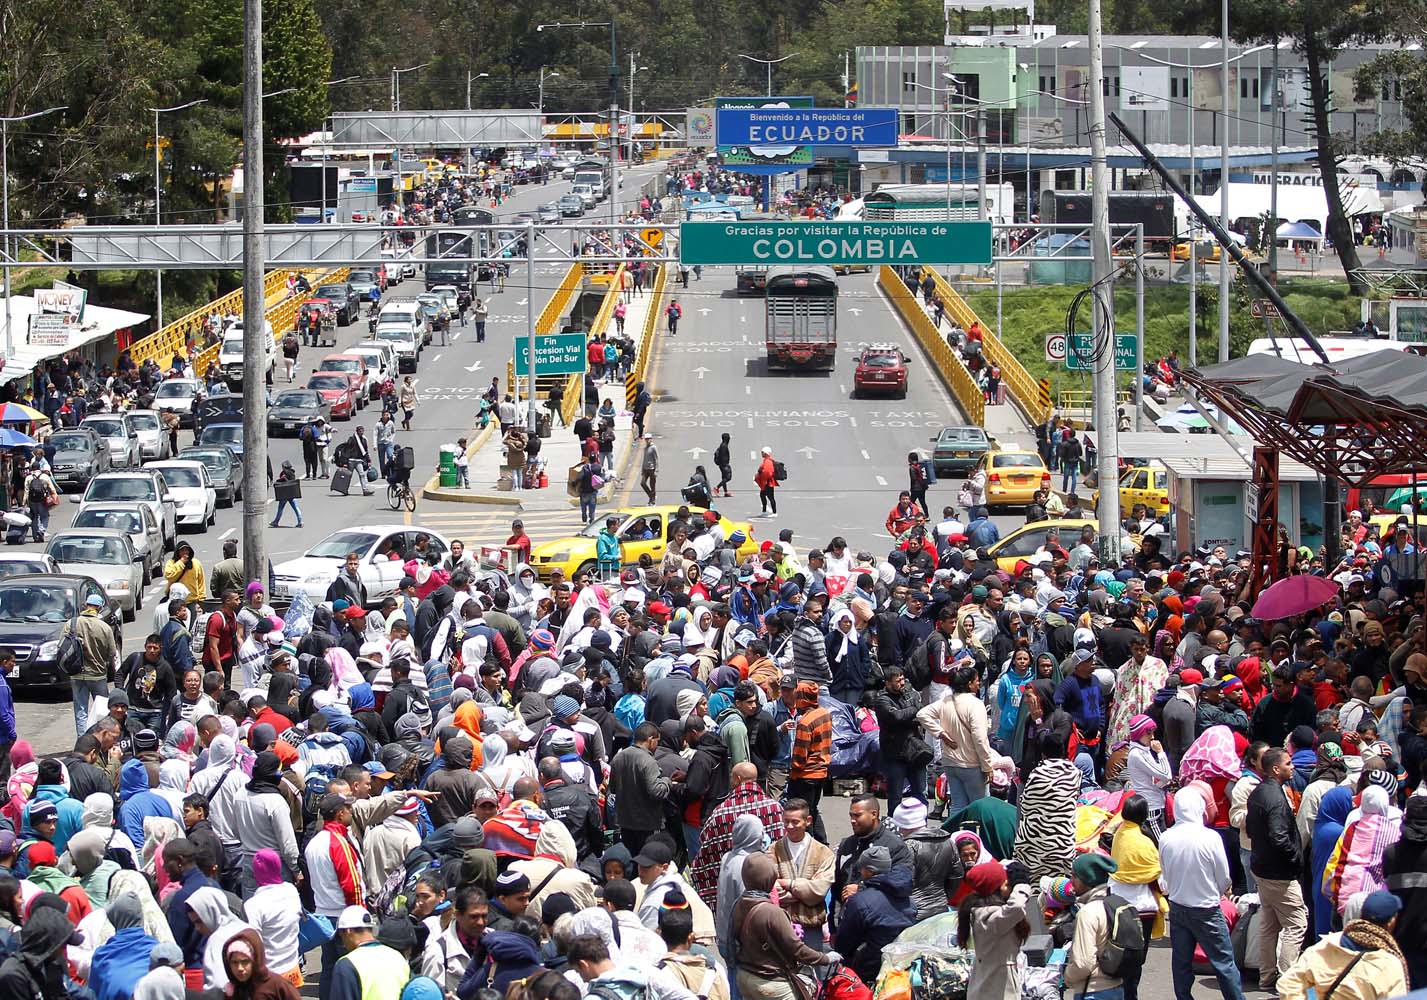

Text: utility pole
xmin=525 ymin=219 xmax=537 ymax=433
xmin=1087 ymin=0 xmax=1121 ymax=559
xmin=1188 ymin=80 xmax=1197 ymax=366
xmin=241 ymin=0 xmax=267 ymax=585
xmin=608 ymin=22 xmax=620 ymax=228
xmin=1268 ymin=41 xmax=1280 ymax=282
xmin=1219 ymin=0 xmax=1231 ymax=361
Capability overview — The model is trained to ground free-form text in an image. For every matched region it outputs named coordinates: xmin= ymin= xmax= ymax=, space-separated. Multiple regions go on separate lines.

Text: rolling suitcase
xmin=329 ymin=467 xmax=353 ymax=496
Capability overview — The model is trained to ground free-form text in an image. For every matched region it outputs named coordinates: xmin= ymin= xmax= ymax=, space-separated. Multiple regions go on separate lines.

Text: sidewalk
xmin=424 ymin=289 xmax=660 ymax=510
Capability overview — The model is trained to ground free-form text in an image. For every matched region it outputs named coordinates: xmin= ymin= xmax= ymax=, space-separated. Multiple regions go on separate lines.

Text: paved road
xmin=14 ymin=162 xmax=666 ymax=752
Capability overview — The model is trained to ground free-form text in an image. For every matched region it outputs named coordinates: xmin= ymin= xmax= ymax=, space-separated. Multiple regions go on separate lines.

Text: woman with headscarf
xmin=1178 ymin=725 xmax=1243 ymax=842
xmin=155 ymin=759 xmax=190 ymax=819
xmin=1010 ymin=678 xmax=1072 ymax=776
xmin=1108 ymin=638 xmax=1169 ymax=749
xmin=732 ymin=851 xmax=835 ymax=1000
xmin=223 ymin=929 xmax=300 ymax=1000
xmin=1312 ymin=787 xmax=1355 ymax=935
xmin=716 ymin=816 xmax=766 ymax=947
xmin=90 ymin=893 xmax=159 ymax=1000
xmin=705 ymin=667 xmax=741 ymax=720
xmin=1235 ymin=656 xmax=1267 ymax=711
xmin=1297 ymin=741 xmax=1349 ymax=844
xmin=59 ymin=827 xmax=120 ymax=905
xmin=1012 ymin=730 xmax=1082 ymax=881
xmin=187 ymin=885 xmax=252 ymax=990
xmin=297 ymin=657 xmax=333 ymax=721
xmin=237 ymin=851 xmax=303 ymax=989
xmin=325 ymin=647 xmax=364 ymax=699
xmin=160 ymin=721 xmax=197 ymax=765
xmin=1383 ymin=795 xmax=1427 ymax=984
xmin=823 ymin=608 xmax=871 ymax=707
xmin=264 ymin=673 xmax=300 ymax=728
xmin=1325 ymin=783 xmax=1403 ymax=916
xmin=109 ymin=869 xmax=174 ymax=945
xmin=1108 ymin=794 xmax=1167 ymax=1000
xmin=947 ymin=831 xmax=995 ymax=905
xmin=4 ymin=742 xmax=37 ymax=833
xmin=82 ymin=791 xmax=139 ymax=871
xmin=958 ymin=860 xmax=1034 ymax=1000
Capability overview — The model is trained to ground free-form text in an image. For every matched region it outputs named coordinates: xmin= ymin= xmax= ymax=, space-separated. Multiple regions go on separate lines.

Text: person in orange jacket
xmin=755 ymin=446 xmax=780 ymax=518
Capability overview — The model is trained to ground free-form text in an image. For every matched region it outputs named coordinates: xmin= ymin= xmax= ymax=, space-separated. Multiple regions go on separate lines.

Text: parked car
xmin=152 ymin=378 xmax=204 ymax=428
xmin=0 ymin=575 xmax=123 ymax=687
xmin=79 ymin=471 xmax=177 ymax=551
xmin=70 ymin=504 xmax=164 ymax=583
xmin=146 ymin=461 xmax=217 ymax=532
xmin=80 ymin=413 xmax=140 ymax=468
xmin=126 ymin=409 xmax=171 ymax=462
xmin=0 ymin=553 xmax=62 ymax=578
xmin=306 ymin=373 xmax=357 ymax=420
xmin=47 ymin=428 xmax=112 ymax=490
xmin=45 ymin=529 xmax=143 ymax=621
xmin=269 ymin=389 xmax=331 ymax=434
xmin=177 ymin=446 xmax=241 ymax=508
xmin=271 ymin=526 xmax=454 ymax=605
xmin=313 ymin=281 xmax=360 ymax=325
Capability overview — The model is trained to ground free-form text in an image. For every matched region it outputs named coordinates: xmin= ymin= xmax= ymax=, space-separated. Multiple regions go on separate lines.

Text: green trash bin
xmin=439 ymin=443 xmax=459 ymax=488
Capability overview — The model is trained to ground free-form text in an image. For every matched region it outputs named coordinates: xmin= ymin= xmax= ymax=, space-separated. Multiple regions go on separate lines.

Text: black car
xmin=268 ymin=389 xmax=331 ymax=437
xmin=736 ymin=268 xmax=768 ymax=295
xmin=0 ymin=575 xmax=123 ymax=687
xmin=314 ymin=282 xmax=359 ymax=325
xmin=177 ymin=446 xmax=241 ymax=508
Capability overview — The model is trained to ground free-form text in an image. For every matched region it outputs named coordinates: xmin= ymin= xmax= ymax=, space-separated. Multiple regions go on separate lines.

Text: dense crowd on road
xmin=0 ymin=470 xmax=1418 ymax=1000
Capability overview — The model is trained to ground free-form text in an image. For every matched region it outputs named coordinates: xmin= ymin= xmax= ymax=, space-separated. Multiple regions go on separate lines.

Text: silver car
xmin=44 ymin=529 xmax=143 ymax=622
xmin=537 ymin=202 xmax=562 ymax=224
xmin=81 ymin=413 xmax=139 ymax=468
xmin=79 ymin=471 xmax=177 ymax=552
xmin=71 ymin=504 xmax=164 ymax=584
xmin=126 ymin=409 xmax=171 ymax=461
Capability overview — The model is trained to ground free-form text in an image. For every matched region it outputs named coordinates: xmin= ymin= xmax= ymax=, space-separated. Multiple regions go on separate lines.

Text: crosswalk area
xmin=406 ymin=505 xmax=586 ymax=552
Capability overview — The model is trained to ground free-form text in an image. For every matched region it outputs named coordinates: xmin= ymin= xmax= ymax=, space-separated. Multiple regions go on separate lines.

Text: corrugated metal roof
xmin=1113 ymin=432 xmax=1320 ymax=481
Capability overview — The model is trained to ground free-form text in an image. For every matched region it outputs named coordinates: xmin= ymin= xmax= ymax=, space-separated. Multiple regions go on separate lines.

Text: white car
xmin=81 ymin=413 xmax=140 ymax=468
xmin=70 ymin=503 xmax=165 ymax=583
xmin=381 ymin=247 xmax=417 ymax=280
xmin=79 ymin=471 xmax=177 ymax=551
xmin=146 ymin=461 xmax=217 ymax=532
xmin=126 ymin=409 xmax=171 ymax=462
xmin=346 ymin=344 xmax=396 ymax=395
xmin=429 ymin=285 xmax=460 ymax=314
xmin=374 ymin=322 xmax=422 ymax=374
xmin=153 ymin=378 xmax=204 ymax=428
xmin=44 ymin=529 xmax=143 ymax=622
xmin=271 ymin=526 xmax=453 ymax=606
xmin=0 ymin=553 xmax=62 ymax=579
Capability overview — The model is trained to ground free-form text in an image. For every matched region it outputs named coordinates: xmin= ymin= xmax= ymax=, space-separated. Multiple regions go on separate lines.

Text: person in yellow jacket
xmin=1278 ymin=890 xmax=1409 ymax=1000
xmin=164 ymin=541 xmax=206 ymax=604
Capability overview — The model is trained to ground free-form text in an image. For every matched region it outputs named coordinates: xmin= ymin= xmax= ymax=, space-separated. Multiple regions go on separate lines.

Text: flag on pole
xmin=845 ymin=81 xmax=858 ymax=107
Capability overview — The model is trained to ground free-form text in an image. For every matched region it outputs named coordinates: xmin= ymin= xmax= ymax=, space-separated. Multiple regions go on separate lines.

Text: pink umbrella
xmin=1250 ymin=574 xmax=1341 ymax=621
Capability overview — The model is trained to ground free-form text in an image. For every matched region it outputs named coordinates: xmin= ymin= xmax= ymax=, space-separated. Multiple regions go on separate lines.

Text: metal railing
xmin=192 ymin=268 xmax=349 ymax=378
xmin=559 ymin=264 xmax=627 ymax=426
xmin=880 ymin=266 xmax=984 ymax=427
xmin=130 ymin=269 xmax=293 ymax=368
xmin=927 ymin=269 xmax=1048 ymax=425
xmin=1057 ymin=388 xmax=1131 ymax=416
xmin=626 ymin=263 xmax=667 ymax=407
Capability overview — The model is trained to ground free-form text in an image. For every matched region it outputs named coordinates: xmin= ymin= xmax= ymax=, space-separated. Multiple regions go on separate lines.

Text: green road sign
xmin=1065 ymin=332 xmax=1137 ymax=371
xmin=678 ymin=220 xmax=993 ymax=267
xmin=515 ymin=333 xmax=587 ymax=376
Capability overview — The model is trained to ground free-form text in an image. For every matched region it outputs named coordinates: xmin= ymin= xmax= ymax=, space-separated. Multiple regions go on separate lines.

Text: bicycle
xmin=387 ymin=478 xmax=416 ymax=512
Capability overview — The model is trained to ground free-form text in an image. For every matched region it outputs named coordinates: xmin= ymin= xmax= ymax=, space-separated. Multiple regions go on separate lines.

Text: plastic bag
xmin=283 ymin=588 xmax=315 ymax=640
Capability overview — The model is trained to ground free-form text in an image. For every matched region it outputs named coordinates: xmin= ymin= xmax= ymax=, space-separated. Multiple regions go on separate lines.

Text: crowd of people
xmin=0 ymin=492 xmax=1421 ymax=1000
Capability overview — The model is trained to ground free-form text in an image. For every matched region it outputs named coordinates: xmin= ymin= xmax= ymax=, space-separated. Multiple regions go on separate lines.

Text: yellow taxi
xmin=1093 ymin=464 xmax=1170 ymax=515
xmin=832 ymin=264 xmax=872 ymax=275
xmin=528 ymin=505 xmax=760 ymax=582
xmin=987 ymin=518 xmax=1098 ymax=573
xmin=977 ymin=446 xmax=1052 ymax=509
xmin=1170 ymin=239 xmax=1221 ymax=262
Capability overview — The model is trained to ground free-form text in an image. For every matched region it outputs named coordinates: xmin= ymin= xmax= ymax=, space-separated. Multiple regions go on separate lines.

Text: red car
xmin=853 ymin=344 xmax=909 ymax=398
xmin=307 ymin=373 xmax=357 ymax=419
xmin=318 ymin=353 xmax=370 ymax=406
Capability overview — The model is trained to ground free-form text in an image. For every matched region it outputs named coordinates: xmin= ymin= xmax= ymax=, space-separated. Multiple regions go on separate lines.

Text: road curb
xmin=420 ymin=424 xmax=525 ymax=506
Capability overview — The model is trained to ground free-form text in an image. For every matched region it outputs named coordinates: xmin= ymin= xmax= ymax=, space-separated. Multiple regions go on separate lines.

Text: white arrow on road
xmin=698 ymin=308 xmax=712 ymax=316
xmin=691 ymin=366 xmax=710 ymax=380
xmin=685 ymin=446 xmax=707 ymax=459
xmin=796 ymin=446 xmax=819 ymax=460
xmin=739 ymin=315 xmax=747 ymax=323
xmin=463 ymin=360 xmax=484 ymax=373
xmin=517 ymin=298 xmax=528 ymax=306
xmin=848 ymin=307 xmax=863 ymax=316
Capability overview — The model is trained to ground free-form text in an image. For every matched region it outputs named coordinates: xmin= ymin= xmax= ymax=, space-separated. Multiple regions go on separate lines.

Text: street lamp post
xmin=737 ymin=52 xmax=800 ymax=97
xmin=537 ymin=21 xmax=620 ymax=226
xmin=1 ymin=106 xmax=66 ymax=360
xmin=319 ymin=77 xmax=358 ymax=223
xmin=391 ymin=62 xmax=429 ymax=113
xmin=149 ymin=98 xmax=207 ymax=330
xmin=538 ymin=67 xmax=559 ymax=126
xmin=467 ymin=72 xmax=489 ymax=111
xmin=628 ymin=55 xmax=649 ymax=164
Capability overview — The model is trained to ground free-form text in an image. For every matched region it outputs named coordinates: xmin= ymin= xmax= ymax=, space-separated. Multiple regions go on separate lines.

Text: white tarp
xmin=0 ymin=295 xmax=150 ymax=384
xmin=1190 ymin=182 xmax=1382 ymax=235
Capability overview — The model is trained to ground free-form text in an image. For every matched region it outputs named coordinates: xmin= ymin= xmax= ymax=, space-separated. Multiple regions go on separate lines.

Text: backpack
xmin=907 ymin=951 xmax=971 ymax=1000
xmin=283 ymin=333 xmax=299 ymax=352
xmin=26 ymin=476 xmax=49 ymax=506
xmin=588 ymin=981 xmax=650 ymax=1000
xmin=772 ymin=460 xmax=788 ymax=482
xmin=103 ymin=828 xmax=137 ymax=871
xmin=902 ymin=634 xmax=933 ymax=690
xmin=301 ymin=762 xmax=341 ymax=823
xmin=57 ymin=619 xmax=85 ymax=677
xmin=1096 ymin=893 xmax=1147 ymax=977
xmin=921 ymin=458 xmax=938 ymax=485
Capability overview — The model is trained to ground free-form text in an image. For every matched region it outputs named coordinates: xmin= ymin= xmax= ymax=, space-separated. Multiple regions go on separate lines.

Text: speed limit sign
xmin=1045 ymin=332 xmax=1067 ymax=362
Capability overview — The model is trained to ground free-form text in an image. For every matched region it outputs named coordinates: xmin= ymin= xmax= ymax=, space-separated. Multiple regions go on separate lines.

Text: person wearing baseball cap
xmin=362 ymin=796 xmax=422 ymax=891
xmin=329 ymin=905 xmax=410 ymax=1000
xmin=834 ymin=843 xmax=916 ymax=983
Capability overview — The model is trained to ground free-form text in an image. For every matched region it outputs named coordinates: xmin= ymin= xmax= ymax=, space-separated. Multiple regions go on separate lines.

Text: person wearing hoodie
xmin=892 ymin=797 xmax=964 ymax=919
xmin=425 ymin=736 xmax=488 ymax=830
xmin=507 ymin=565 xmax=547 ymax=632
xmin=229 ymin=751 xmax=302 ymax=890
xmin=470 ymin=926 xmax=544 ymax=997
xmin=0 ymin=903 xmax=77 ymax=1000
xmin=834 ymin=845 xmax=916 ymax=984
xmin=242 ymin=849 xmax=303 ymax=986
xmin=82 ymin=791 xmax=140 ymax=870
xmin=1162 ymin=671 xmax=1200 ymax=774
xmin=1158 ymin=788 xmax=1246 ymax=1000
xmin=1278 ymin=890 xmax=1409 ymax=1000
xmin=188 ymin=885 xmax=253 ymax=990
xmin=92 ymin=892 xmax=159 ymax=1000
xmin=22 ymin=758 xmax=84 ymax=854
xmin=222 ymin=928 xmax=302 ymax=1000
xmin=21 ymin=841 xmax=92 ymax=924
xmin=118 ymin=757 xmax=175 ymax=850
xmin=508 ymin=819 xmax=598 ymax=921
xmin=59 ymin=827 xmax=120 ymax=904
xmin=716 ymin=816 xmax=767 ymax=949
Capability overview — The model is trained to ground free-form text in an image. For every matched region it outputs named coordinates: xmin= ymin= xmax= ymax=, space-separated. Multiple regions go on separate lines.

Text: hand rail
xmin=193 ymin=267 xmax=349 ymax=378
xmin=880 ymin=266 xmax=984 ymax=427
xmin=928 ymin=269 xmax=1049 ymax=425
xmin=130 ymin=269 xmax=293 ymax=369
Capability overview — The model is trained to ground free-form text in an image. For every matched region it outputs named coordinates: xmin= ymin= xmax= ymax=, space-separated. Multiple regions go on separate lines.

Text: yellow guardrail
xmin=193 ymin=268 xmax=349 ymax=379
xmin=1057 ymin=388 xmax=1131 ymax=416
xmin=589 ymin=266 xmax=626 ymax=338
xmin=880 ymin=266 xmax=984 ymax=427
xmin=537 ymin=264 xmax=584 ymax=334
xmin=130 ymin=269 xmax=293 ymax=369
xmin=926 ymin=268 xmax=1049 ymax=425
